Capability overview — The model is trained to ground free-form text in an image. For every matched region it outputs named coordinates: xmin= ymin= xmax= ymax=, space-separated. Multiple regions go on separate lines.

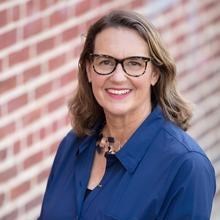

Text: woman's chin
xmin=103 ymin=107 xmax=132 ymax=118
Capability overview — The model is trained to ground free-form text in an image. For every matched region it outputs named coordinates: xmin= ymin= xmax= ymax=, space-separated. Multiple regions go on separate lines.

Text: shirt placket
xmin=80 ymin=154 xmax=117 ymax=218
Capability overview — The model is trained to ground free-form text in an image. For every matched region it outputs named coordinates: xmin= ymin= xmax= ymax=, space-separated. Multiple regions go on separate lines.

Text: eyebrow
xmin=91 ymin=53 xmax=151 ymax=60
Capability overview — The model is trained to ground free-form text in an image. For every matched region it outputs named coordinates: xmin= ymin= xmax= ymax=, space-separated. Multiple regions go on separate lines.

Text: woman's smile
xmin=105 ymin=88 xmax=132 ymax=99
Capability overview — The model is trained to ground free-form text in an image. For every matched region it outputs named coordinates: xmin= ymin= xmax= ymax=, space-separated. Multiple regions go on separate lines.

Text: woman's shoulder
xmin=162 ymin=120 xmax=206 ymax=156
xmin=53 ymin=130 xmax=84 ymax=162
xmin=57 ymin=130 xmax=78 ymax=150
xmin=158 ymin=121 xmax=216 ymax=188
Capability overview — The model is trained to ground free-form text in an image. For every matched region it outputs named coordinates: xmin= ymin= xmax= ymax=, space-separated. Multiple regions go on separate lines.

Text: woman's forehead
xmin=93 ymin=27 xmax=149 ymax=57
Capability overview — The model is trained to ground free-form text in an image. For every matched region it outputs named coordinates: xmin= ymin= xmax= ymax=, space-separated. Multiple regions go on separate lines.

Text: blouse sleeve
xmin=38 ymin=130 xmax=79 ymax=219
xmin=160 ymin=152 xmax=216 ymax=220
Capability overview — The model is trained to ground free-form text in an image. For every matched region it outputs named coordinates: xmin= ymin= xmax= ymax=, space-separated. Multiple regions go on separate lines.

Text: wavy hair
xmin=68 ymin=10 xmax=192 ymax=137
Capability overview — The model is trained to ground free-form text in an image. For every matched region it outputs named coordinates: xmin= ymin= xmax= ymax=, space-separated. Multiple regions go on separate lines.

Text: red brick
xmin=11 ymin=5 xmax=20 ymax=22
xmin=35 ymin=81 xmax=53 ymax=99
xmin=85 ymin=16 xmax=100 ymax=29
xmin=1 ymin=209 xmax=18 ymax=220
xmin=37 ymin=168 xmax=50 ymax=183
xmin=25 ymin=194 xmax=42 ymax=212
xmin=0 ymin=148 xmax=7 ymax=161
xmin=0 ymin=192 xmax=5 ymax=207
xmin=10 ymin=180 xmax=31 ymax=200
xmin=65 ymin=4 xmax=75 ymax=18
xmin=23 ymin=65 xmax=41 ymax=82
xmin=174 ymin=33 xmax=186 ymax=44
xmin=9 ymin=47 xmax=30 ymax=66
xmin=75 ymin=1 xmax=91 ymax=16
xmin=0 ymin=76 xmax=17 ymax=94
xmin=23 ymin=18 xmax=43 ymax=39
xmin=94 ymin=0 xmax=109 ymax=5
xmin=49 ymin=8 xmax=69 ymax=27
xmin=48 ymin=53 xmax=66 ymax=71
xmin=7 ymin=94 xmax=28 ymax=113
xmin=0 ymin=165 xmax=17 ymax=183
xmin=129 ymin=0 xmax=146 ymax=8
xmin=36 ymin=37 xmax=55 ymax=54
xmin=66 ymin=49 xmax=75 ymax=63
xmin=13 ymin=140 xmax=21 ymax=154
xmin=51 ymin=119 xmax=60 ymax=132
xmin=211 ymin=12 xmax=220 ymax=25
xmin=25 ymin=0 xmax=39 ymax=17
xmin=60 ymin=71 xmax=75 ymax=86
xmin=51 ymin=116 xmax=68 ymax=133
xmin=39 ymin=126 xmax=47 ymax=139
xmin=0 ymin=9 xmax=7 ymax=28
xmin=47 ymin=96 xmax=65 ymax=113
xmin=74 ymin=43 xmax=83 ymax=57
xmin=0 ymin=29 xmax=17 ymax=50
xmin=200 ymin=0 xmax=217 ymax=14
xmin=0 ymin=58 xmax=2 ymax=72
xmin=169 ymin=14 xmax=185 ymax=30
xmin=50 ymin=0 xmax=59 ymax=4
xmin=48 ymin=141 xmax=59 ymax=155
xmin=22 ymin=109 xmax=42 ymax=126
xmin=23 ymin=151 xmax=44 ymax=169
xmin=62 ymin=26 xmax=78 ymax=42
xmin=0 ymin=122 xmax=16 ymax=139
xmin=26 ymin=133 xmax=34 ymax=147
xmin=39 ymin=0 xmax=51 ymax=11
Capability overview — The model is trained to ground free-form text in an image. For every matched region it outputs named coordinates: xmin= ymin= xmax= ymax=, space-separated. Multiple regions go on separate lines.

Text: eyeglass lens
xmin=92 ymin=55 xmax=150 ymax=77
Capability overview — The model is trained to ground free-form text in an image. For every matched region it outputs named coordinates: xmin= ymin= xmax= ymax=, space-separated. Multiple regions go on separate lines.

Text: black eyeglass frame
xmin=89 ymin=54 xmax=152 ymax=77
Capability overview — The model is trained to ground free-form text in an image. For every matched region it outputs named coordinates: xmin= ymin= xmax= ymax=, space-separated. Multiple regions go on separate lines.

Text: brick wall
xmin=0 ymin=0 xmax=219 ymax=219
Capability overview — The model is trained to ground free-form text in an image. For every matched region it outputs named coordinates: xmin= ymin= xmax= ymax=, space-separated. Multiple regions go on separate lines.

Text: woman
xmin=39 ymin=10 xmax=216 ymax=220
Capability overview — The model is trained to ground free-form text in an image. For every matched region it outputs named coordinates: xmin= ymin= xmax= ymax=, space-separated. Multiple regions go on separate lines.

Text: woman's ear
xmin=151 ymin=69 xmax=160 ymax=86
xmin=86 ymin=62 xmax=92 ymax=83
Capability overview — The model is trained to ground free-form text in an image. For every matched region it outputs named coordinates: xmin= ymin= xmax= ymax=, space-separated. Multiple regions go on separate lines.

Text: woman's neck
xmin=103 ymin=106 xmax=152 ymax=145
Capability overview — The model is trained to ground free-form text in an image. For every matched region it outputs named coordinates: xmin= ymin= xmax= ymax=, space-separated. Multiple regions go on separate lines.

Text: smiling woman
xmin=38 ymin=10 xmax=216 ymax=220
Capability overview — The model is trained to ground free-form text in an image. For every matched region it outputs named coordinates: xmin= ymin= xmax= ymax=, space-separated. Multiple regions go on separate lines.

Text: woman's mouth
xmin=105 ymin=88 xmax=131 ymax=99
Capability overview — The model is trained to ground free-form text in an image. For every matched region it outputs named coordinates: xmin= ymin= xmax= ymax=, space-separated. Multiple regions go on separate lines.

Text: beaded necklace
xmin=96 ymin=133 xmax=122 ymax=155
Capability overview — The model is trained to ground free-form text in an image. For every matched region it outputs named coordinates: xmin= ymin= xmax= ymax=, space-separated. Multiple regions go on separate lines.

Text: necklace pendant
xmin=96 ymin=133 xmax=120 ymax=155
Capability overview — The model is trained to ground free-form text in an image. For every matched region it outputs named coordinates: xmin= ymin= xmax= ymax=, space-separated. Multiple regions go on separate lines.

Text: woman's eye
xmin=128 ymin=61 xmax=141 ymax=66
xmin=100 ymin=59 xmax=114 ymax=66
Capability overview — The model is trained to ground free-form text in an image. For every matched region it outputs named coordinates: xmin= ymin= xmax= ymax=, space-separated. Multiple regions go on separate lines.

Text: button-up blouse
xmin=38 ymin=106 xmax=216 ymax=220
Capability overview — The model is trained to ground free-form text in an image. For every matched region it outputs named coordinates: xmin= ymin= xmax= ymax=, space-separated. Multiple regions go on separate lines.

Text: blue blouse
xmin=39 ymin=107 xmax=216 ymax=220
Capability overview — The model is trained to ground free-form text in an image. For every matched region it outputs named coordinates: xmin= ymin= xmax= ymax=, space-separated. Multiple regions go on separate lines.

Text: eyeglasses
xmin=90 ymin=54 xmax=151 ymax=77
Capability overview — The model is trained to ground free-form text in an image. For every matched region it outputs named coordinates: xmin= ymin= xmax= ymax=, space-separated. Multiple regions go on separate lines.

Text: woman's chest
xmin=80 ymin=158 xmax=173 ymax=220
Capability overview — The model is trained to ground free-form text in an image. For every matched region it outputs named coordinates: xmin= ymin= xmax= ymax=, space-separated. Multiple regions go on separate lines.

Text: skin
xmin=86 ymin=27 xmax=159 ymax=189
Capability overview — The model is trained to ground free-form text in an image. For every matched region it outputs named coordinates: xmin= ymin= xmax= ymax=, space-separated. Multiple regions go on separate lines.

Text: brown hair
xmin=68 ymin=10 xmax=192 ymax=137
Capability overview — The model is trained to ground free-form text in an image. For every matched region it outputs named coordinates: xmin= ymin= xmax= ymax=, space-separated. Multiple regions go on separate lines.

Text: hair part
xmin=68 ymin=10 xmax=192 ymax=137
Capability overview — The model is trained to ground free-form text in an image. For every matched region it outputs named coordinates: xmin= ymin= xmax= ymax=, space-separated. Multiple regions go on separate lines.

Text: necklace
xmin=96 ymin=133 xmax=122 ymax=155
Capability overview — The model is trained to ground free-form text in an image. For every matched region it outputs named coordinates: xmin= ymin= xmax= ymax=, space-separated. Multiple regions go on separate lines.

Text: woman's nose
xmin=110 ymin=63 xmax=127 ymax=81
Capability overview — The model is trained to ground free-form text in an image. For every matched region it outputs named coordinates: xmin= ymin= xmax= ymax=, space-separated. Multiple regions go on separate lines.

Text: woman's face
xmin=87 ymin=27 xmax=159 ymax=119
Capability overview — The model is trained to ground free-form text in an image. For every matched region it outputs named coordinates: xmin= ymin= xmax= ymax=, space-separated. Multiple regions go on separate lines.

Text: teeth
xmin=107 ymin=89 xmax=130 ymax=95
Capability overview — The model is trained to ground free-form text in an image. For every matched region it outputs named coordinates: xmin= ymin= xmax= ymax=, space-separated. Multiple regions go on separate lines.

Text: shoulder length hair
xmin=68 ymin=10 xmax=192 ymax=137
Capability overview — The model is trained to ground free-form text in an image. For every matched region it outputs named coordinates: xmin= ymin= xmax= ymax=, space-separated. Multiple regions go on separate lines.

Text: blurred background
xmin=0 ymin=0 xmax=219 ymax=219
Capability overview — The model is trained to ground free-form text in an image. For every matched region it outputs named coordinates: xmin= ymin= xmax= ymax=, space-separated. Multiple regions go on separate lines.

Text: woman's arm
xmin=159 ymin=152 xmax=216 ymax=220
